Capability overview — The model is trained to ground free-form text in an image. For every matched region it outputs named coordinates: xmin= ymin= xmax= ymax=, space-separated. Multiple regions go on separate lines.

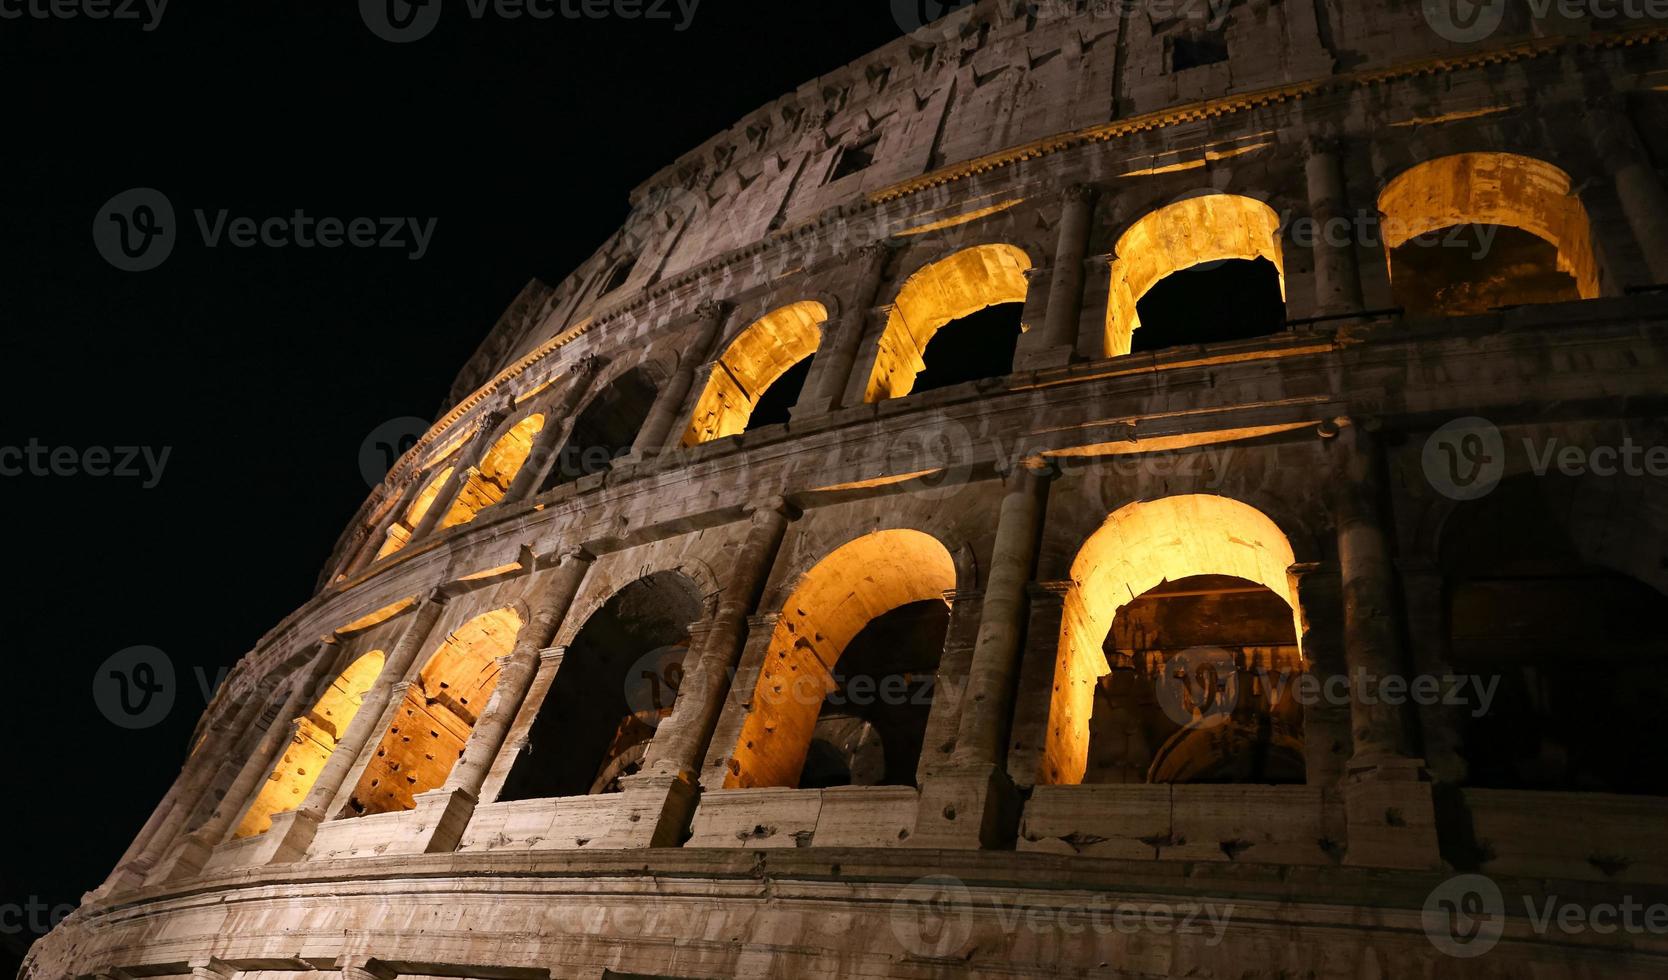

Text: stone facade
xmin=26 ymin=2 xmax=1668 ymax=978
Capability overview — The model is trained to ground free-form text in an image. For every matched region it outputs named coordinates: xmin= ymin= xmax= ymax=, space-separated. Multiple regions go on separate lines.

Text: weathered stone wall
xmin=28 ymin=2 xmax=1668 ymax=978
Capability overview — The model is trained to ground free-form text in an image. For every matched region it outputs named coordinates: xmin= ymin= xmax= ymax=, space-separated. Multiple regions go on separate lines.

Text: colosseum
xmin=26 ymin=1 xmax=1668 ymax=977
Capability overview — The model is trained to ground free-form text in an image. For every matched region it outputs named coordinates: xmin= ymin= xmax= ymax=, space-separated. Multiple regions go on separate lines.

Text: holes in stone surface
xmin=1130 ymin=258 xmax=1285 ymax=354
xmin=1170 ymin=31 xmax=1228 ymax=71
xmin=343 ymin=608 xmax=522 ymax=818
xmin=1387 ymin=224 xmax=1581 ymax=318
xmin=599 ymin=256 xmax=637 ymax=296
xmin=830 ymin=135 xmax=880 ymax=182
xmin=500 ymin=571 xmax=703 ymax=801
xmin=1084 ymin=574 xmax=1305 ymax=785
xmin=231 ymin=650 xmax=386 ymax=843
xmin=910 ymin=302 xmax=1024 ymax=394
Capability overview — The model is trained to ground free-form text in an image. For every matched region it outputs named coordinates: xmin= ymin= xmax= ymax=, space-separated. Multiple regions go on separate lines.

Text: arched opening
xmin=344 ymin=607 xmax=523 ymax=817
xmin=725 ymin=529 xmax=957 ymax=789
xmin=910 ymin=302 xmax=1025 ymax=394
xmin=1105 ymin=194 xmax=1287 ymax=357
xmin=1378 ymin=153 xmax=1598 ymax=317
xmin=1048 ymin=494 xmax=1302 ymax=787
xmin=1441 ymin=478 xmax=1668 ymax=795
xmin=233 ymin=651 xmax=386 ymax=838
xmin=498 ymin=571 xmax=704 ymax=800
xmin=541 ymin=367 xmax=658 ymax=490
xmin=376 ymin=467 xmax=455 ymax=560
xmin=1086 ymin=575 xmax=1304 ymax=785
xmin=1128 ymin=259 xmax=1286 ymax=354
xmin=439 ymin=414 xmax=545 ymax=529
xmin=862 ymin=244 xmax=1031 ymax=403
xmin=683 ymin=301 xmax=826 ymax=445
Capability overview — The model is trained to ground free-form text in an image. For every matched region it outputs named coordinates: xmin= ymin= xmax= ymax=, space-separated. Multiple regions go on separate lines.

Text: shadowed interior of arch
xmin=1045 ymin=494 xmax=1302 ymax=786
xmin=1377 ymin=152 xmax=1598 ymax=317
xmin=725 ymin=529 xmax=957 ymax=789
xmin=1105 ymin=194 xmax=1287 ymax=357
xmin=343 ymin=607 xmax=523 ymax=817
xmin=498 ymin=571 xmax=704 ymax=801
xmin=1440 ymin=477 xmax=1668 ymax=795
xmin=863 ymin=244 xmax=1030 ymax=403
xmin=1130 ymin=258 xmax=1286 ymax=353
xmin=232 ymin=650 xmax=386 ymax=838
xmin=543 ymin=367 xmax=659 ymax=490
xmin=1086 ymin=574 xmax=1303 ymax=785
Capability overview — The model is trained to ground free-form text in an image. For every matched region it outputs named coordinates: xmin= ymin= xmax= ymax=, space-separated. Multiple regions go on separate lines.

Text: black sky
xmin=1 ymin=2 xmax=907 ymax=965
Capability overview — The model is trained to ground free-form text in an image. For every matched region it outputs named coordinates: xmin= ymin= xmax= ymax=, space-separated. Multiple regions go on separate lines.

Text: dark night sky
xmin=0 ymin=2 xmax=907 ymax=964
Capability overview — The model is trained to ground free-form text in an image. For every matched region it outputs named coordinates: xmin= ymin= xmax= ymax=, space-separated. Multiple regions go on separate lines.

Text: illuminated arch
xmin=1377 ymin=152 xmax=1599 ymax=302
xmin=439 ymin=413 xmax=546 ymax=529
xmin=1105 ymin=194 xmax=1286 ymax=356
xmin=683 ymin=301 xmax=827 ymax=445
xmin=725 ymin=529 xmax=957 ymax=788
xmin=863 ymin=244 xmax=1031 ymax=403
xmin=1046 ymin=494 xmax=1300 ymax=786
xmin=375 ymin=466 xmax=454 ymax=560
xmin=345 ymin=607 xmax=523 ymax=817
xmin=233 ymin=651 xmax=386 ymax=839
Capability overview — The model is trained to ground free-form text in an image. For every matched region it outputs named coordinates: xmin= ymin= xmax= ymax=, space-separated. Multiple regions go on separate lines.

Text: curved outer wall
xmin=27 ymin=2 xmax=1668 ymax=978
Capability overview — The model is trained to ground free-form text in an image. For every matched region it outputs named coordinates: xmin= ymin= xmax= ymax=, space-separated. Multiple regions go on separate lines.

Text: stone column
xmin=1590 ymin=106 xmax=1668 ymax=285
xmin=1326 ymin=420 xmax=1440 ymax=869
xmin=647 ymin=498 xmax=796 ymax=776
xmin=914 ymin=588 xmax=985 ymax=782
xmin=916 ymin=461 xmax=1054 ymax=849
xmin=795 ymin=242 xmax=893 ymax=416
xmin=630 ymin=300 xmax=729 ymax=456
xmin=1291 ymin=562 xmax=1350 ymax=790
xmin=616 ymin=500 xmax=795 ymax=845
xmin=403 ymin=550 xmax=597 ymax=854
xmin=954 ymin=461 xmax=1055 ymax=767
xmin=95 ymin=665 xmax=272 ymax=895
xmin=1016 ymin=185 xmax=1096 ymax=371
xmin=1305 ymin=137 xmax=1366 ymax=316
xmin=408 ymin=405 xmax=511 ymax=542
xmin=504 ymin=355 xmax=605 ymax=503
xmin=150 ymin=640 xmax=342 ymax=882
xmin=1002 ymin=583 xmax=1070 ymax=790
xmin=254 ymin=592 xmax=448 ymax=864
xmin=189 ymin=959 xmax=234 ymax=980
